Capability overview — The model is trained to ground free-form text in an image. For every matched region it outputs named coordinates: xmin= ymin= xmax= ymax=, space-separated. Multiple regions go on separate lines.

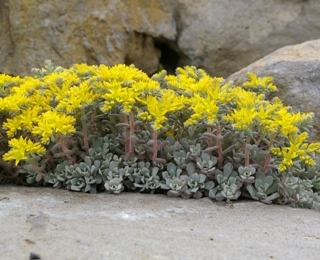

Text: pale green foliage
xmin=1 ymin=62 xmax=320 ymax=211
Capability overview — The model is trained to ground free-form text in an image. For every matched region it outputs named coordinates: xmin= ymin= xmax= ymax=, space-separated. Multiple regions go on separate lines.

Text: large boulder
xmin=227 ymin=39 xmax=320 ymax=141
xmin=1 ymin=0 xmax=320 ymax=77
xmin=0 ymin=0 xmax=176 ymax=76
xmin=176 ymin=0 xmax=320 ymax=77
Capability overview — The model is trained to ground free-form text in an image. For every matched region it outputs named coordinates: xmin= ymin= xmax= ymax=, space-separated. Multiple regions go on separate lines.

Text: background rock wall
xmin=0 ymin=0 xmax=177 ymax=76
xmin=1 ymin=0 xmax=320 ymax=77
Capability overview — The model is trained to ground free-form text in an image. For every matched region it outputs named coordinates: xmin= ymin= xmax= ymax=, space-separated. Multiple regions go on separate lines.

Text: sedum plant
xmin=1 ymin=61 xmax=320 ymax=211
xmin=208 ymin=163 xmax=242 ymax=202
xmin=246 ymin=170 xmax=279 ymax=204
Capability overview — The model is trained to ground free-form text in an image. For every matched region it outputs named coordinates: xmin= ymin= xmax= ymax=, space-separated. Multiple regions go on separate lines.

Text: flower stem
xmin=127 ymin=113 xmax=135 ymax=159
xmin=123 ymin=115 xmax=130 ymax=156
xmin=245 ymin=136 xmax=251 ymax=166
xmin=60 ymin=138 xmax=76 ymax=164
xmin=262 ymin=133 xmax=276 ymax=173
xmin=206 ymin=127 xmax=213 ymax=151
xmin=262 ymin=153 xmax=271 ymax=173
xmin=216 ymin=125 xmax=223 ymax=169
xmin=152 ymin=130 xmax=158 ymax=163
xmin=81 ymin=118 xmax=89 ymax=155
xmin=81 ymin=108 xmax=89 ymax=155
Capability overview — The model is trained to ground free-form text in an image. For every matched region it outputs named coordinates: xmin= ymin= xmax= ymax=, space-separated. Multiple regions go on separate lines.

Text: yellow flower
xmin=46 ymin=71 xmax=80 ymax=101
xmin=277 ymin=132 xmax=310 ymax=171
xmin=144 ymin=89 xmax=186 ymax=130
xmin=57 ymin=81 xmax=96 ymax=113
xmin=258 ymin=101 xmax=283 ymax=134
xmin=3 ymin=106 xmax=42 ymax=136
xmin=0 ymin=93 xmax=31 ymax=113
xmin=3 ymin=136 xmax=46 ymax=165
xmin=0 ymin=74 xmax=24 ymax=91
xmin=243 ymin=72 xmax=277 ymax=93
xmin=224 ymin=107 xmax=258 ymax=131
xmin=185 ymin=93 xmax=219 ymax=126
xmin=32 ymin=110 xmax=76 ymax=143
xmin=272 ymin=108 xmax=298 ymax=136
xmin=72 ymin=63 xmax=96 ymax=77
xmin=93 ymin=64 xmax=149 ymax=83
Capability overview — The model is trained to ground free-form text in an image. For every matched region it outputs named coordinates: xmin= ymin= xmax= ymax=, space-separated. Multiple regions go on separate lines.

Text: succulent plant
xmin=24 ymin=171 xmax=40 ymax=184
xmin=44 ymin=160 xmax=69 ymax=188
xmin=238 ymin=165 xmax=256 ymax=182
xmin=246 ymin=171 xmax=279 ymax=204
xmin=102 ymin=134 xmax=120 ymax=154
xmin=104 ymin=177 xmax=124 ymax=194
xmin=4 ymin=62 xmax=320 ymax=212
xmin=107 ymin=161 xmax=125 ymax=180
xmin=196 ymin=152 xmax=217 ymax=174
xmin=209 ymin=163 xmax=242 ymax=202
xmin=88 ymin=138 xmax=113 ymax=161
xmin=162 ymin=162 xmax=183 ymax=180
xmin=247 ymin=144 xmax=268 ymax=165
xmin=312 ymin=174 xmax=320 ymax=191
xmin=161 ymin=136 xmax=182 ymax=161
xmin=161 ymin=177 xmax=188 ymax=197
xmin=188 ymin=143 xmax=203 ymax=160
xmin=134 ymin=167 xmax=161 ymax=193
xmin=66 ymin=167 xmax=96 ymax=193
xmin=62 ymin=157 xmax=99 ymax=193
xmin=126 ymin=161 xmax=151 ymax=181
xmin=295 ymin=186 xmax=314 ymax=208
xmin=181 ymin=163 xmax=215 ymax=199
xmin=173 ymin=150 xmax=190 ymax=168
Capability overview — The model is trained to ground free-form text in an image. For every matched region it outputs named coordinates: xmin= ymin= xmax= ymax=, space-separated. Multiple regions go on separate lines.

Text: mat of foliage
xmin=1 ymin=61 xmax=320 ymax=210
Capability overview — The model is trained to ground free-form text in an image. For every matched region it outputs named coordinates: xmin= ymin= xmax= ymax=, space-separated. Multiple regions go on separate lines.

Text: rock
xmin=1 ymin=185 xmax=320 ymax=259
xmin=1 ymin=0 xmax=320 ymax=77
xmin=124 ymin=32 xmax=161 ymax=75
xmin=227 ymin=39 xmax=320 ymax=141
xmin=0 ymin=1 xmax=14 ymax=72
xmin=176 ymin=0 xmax=320 ymax=77
xmin=0 ymin=0 xmax=176 ymax=76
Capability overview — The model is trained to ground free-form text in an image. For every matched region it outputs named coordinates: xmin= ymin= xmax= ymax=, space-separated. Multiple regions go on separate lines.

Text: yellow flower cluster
xmin=243 ymin=72 xmax=277 ymax=93
xmin=223 ymin=86 xmax=313 ymax=137
xmin=31 ymin=111 xmax=76 ymax=143
xmin=94 ymin=64 xmax=160 ymax=114
xmin=0 ymin=64 xmax=318 ymax=172
xmin=271 ymin=132 xmax=320 ymax=171
xmin=3 ymin=136 xmax=46 ymax=165
xmin=142 ymin=89 xmax=186 ymax=130
xmin=138 ymin=111 xmax=152 ymax=121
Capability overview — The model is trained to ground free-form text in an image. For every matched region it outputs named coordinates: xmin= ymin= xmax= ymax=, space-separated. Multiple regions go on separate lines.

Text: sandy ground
xmin=1 ymin=185 xmax=320 ymax=260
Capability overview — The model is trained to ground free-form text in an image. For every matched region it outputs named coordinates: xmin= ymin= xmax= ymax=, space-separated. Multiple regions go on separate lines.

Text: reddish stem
xmin=60 ymin=139 xmax=76 ymax=164
xmin=152 ymin=130 xmax=158 ymax=163
xmin=126 ymin=113 xmax=135 ymax=159
xmin=216 ymin=125 xmax=223 ymax=169
xmin=206 ymin=127 xmax=213 ymax=148
xmin=245 ymin=137 xmax=250 ymax=166
xmin=81 ymin=118 xmax=89 ymax=155
xmin=262 ymin=153 xmax=271 ymax=173
xmin=124 ymin=115 xmax=130 ymax=156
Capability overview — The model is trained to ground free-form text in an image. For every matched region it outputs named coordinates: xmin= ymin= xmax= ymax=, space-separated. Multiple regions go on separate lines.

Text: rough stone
xmin=0 ymin=0 xmax=177 ymax=76
xmin=176 ymin=0 xmax=320 ymax=77
xmin=1 ymin=0 xmax=320 ymax=77
xmin=1 ymin=185 xmax=320 ymax=259
xmin=227 ymin=39 xmax=320 ymax=141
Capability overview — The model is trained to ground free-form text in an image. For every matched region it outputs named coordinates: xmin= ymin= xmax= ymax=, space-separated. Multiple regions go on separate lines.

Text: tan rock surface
xmin=1 ymin=185 xmax=320 ymax=259
xmin=176 ymin=0 xmax=320 ymax=77
xmin=0 ymin=0 xmax=176 ymax=76
xmin=227 ymin=39 xmax=320 ymax=141
xmin=1 ymin=0 xmax=320 ymax=77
